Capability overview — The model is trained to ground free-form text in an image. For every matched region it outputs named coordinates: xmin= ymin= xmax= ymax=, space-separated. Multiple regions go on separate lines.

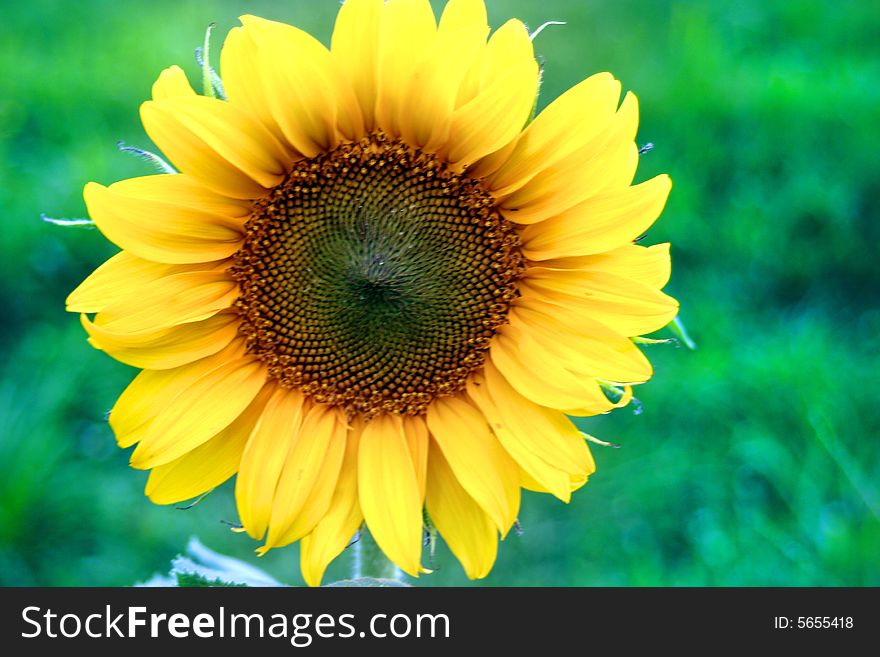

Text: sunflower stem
xmin=353 ymin=529 xmax=401 ymax=582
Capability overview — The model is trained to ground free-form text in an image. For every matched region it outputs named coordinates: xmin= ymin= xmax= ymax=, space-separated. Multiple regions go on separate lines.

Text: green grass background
xmin=1 ymin=0 xmax=877 ymax=586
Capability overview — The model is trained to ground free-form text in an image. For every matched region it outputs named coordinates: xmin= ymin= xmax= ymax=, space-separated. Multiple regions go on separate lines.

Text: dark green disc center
xmin=232 ymin=133 xmax=523 ymax=416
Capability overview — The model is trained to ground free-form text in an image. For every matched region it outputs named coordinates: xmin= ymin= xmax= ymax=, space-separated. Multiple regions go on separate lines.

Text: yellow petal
xmin=220 ymin=27 xmax=294 ymax=153
xmin=239 ymin=15 xmax=364 ymax=152
xmin=426 ymin=396 xmax=519 ymax=535
xmin=467 ymin=136 xmax=518 ymax=180
xmin=358 ymin=413 xmax=423 ymax=577
xmin=85 ymin=306 xmax=242 ymax=369
xmin=455 ymin=16 xmax=533 ymax=106
xmin=396 ymin=2 xmax=488 ymax=151
xmin=129 ymin=355 xmax=266 ymax=469
xmin=439 ymin=0 xmax=487 ymax=35
xmin=404 ymin=415 xmax=429 ymax=503
xmin=425 ymin=439 xmax=498 ymax=579
xmin=509 ymin=298 xmax=653 ymax=384
xmin=82 ymin=311 xmax=240 ymax=370
xmin=569 ymin=470 xmax=592 ymax=494
xmin=444 ymin=20 xmax=538 ymax=167
xmin=104 ymin=173 xmax=253 ymax=216
xmin=281 ymin=423 xmax=348 ymax=546
xmin=145 ymin=385 xmax=273 ymax=504
xmin=84 ymin=178 xmax=244 ymax=265
xmin=519 ymin=269 xmax=680 ymax=337
xmin=488 ymin=324 xmax=617 ymax=413
xmin=518 ymin=466 xmax=553 ymax=494
xmin=235 ymin=388 xmax=306 ymax=540
xmin=66 ymin=252 xmax=227 ymax=314
xmin=331 ymin=0 xmax=384 ymax=132
xmin=481 ymin=363 xmax=595 ymax=478
xmin=487 ymin=72 xmax=622 ymax=194
xmin=300 ymin=423 xmax=364 ymax=587
xmin=141 ymin=95 xmax=289 ymax=199
xmin=520 ymin=176 xmax=672 ymax=259
xmin=471 ymin=408 xmax=571 ymax=500
xmin=481 ymin=16 xmax=535 ymax=88
xmin=109 ymin=339 xmax=246 ymax=448
xmin=151 ymin=65 xmax=196 ymax=101
xmin=500 ymin=92 xmax=640 ymax=224
xmin=559 ymin=383 xmax=633 ymax=418
xmin=93 ymin=271 xmax=238 ymax=334
xmin=517 ymin=465 xmax=594 ymax=496
xmin=264 ymin=404 xmax=348 ymax=550
xmin=537 ymin=243 xmax=672 ymax=289
xmin=467 ymin=362 xmax=594 ymax=501
xmin=374 ymin=0 xmax=438 ymax=138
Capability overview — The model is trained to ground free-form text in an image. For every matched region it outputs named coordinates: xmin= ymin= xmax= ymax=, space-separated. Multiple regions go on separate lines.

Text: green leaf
xmin=175 ymin=571 xmax=248 ymax=587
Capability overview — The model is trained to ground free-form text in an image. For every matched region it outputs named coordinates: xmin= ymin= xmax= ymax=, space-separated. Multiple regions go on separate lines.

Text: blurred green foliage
xmin=0 ymin=0 xmax=877 ymax=586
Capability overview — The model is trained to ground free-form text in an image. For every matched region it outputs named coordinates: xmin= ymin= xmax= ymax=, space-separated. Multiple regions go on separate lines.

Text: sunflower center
xmin=231 ymin=132 xmax=524 ymax=417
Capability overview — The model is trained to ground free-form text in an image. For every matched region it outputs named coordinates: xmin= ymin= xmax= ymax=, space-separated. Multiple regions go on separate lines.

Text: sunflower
xmin=67 ymin=0 xmax=677 ymax=586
